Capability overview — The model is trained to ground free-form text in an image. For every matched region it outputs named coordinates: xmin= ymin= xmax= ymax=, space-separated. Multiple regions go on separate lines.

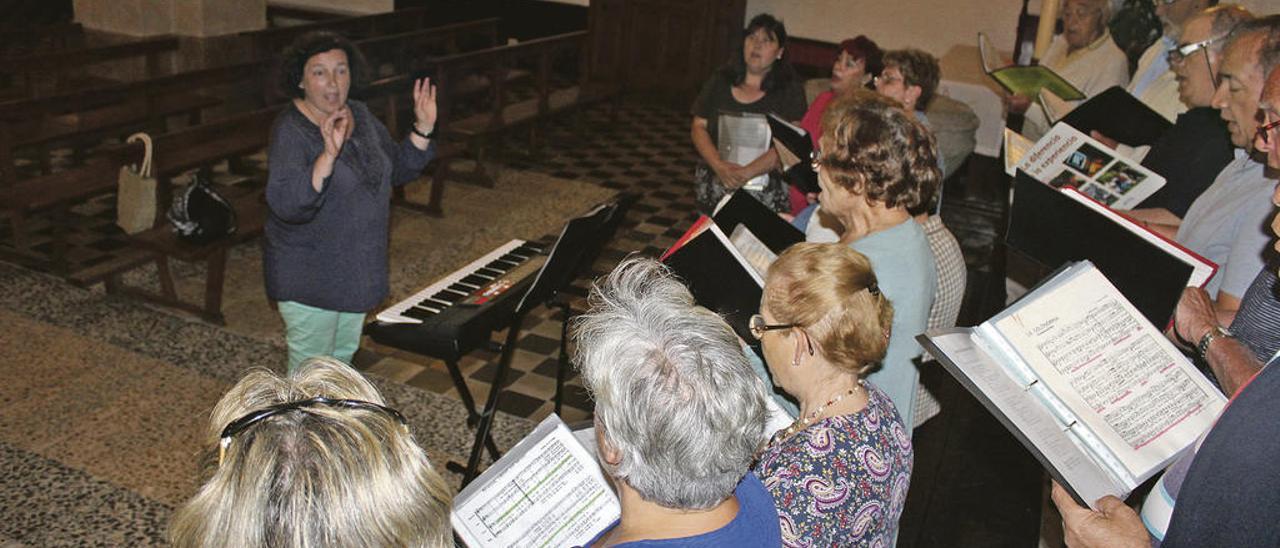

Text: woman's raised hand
xmin=413 ymin=77 xmax=438 ymax=133
xmin=321 ymin=106 xmax=351 ymax=160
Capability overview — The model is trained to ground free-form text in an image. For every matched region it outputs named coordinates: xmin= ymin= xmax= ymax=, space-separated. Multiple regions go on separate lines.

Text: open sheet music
xmin=1013 ymin=122 xmax=1165 ymax=210
xmin=717 ymin=112 xmax=771 ymax=192
xmin=452 ymin=415 xmax=620 ymax=548
xmin=919 ymin=261 xmax=1226 ymax=508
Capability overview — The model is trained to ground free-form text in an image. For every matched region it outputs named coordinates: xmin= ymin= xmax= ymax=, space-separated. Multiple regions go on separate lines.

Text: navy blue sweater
xmin=264 ymin=100 xmax=434 ymax=312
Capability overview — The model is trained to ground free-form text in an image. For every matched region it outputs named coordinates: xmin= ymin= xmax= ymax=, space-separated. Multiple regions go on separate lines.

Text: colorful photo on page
xmin=1095 ymin=164 xmax=1147 ymax=196
xmin=1048 ymin=169 xmax=1087 ymax=190
xmin=1078 ymin=182 xmax=1117 ymax=205
xmin=1063 ymin=143 xmax=1113 ymax=177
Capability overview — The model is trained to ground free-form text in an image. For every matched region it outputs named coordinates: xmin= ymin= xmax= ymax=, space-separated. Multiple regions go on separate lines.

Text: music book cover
xmin=1060 ymin=86 xmax=1173 ymax=147
xmin=918 ymin=261 xmax=1226 ymax=508
xmin=664 ymin=223 xmax=769 ymax=344
xmin=711 ymin=189 xmax=805 ymax=254
xmin=1013 ymin=122 xmax=1165 ymax=210
xmin=1007 ymin=171 xmax=1216 ymax=328
xmin=451 ymin=414 xmax=620 ymax=547
xmin=979 ymin=32 xmax=1085 ymax=101
xmin=767 ymin=113 xmax=820 ymax=194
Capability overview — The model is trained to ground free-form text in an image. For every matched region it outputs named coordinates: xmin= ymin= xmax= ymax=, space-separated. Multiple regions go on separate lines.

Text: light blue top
xmin=1175 ymin=151 xmax=1275 ymax=299
xmin=850 ymin=218 xmax=936 ymax=429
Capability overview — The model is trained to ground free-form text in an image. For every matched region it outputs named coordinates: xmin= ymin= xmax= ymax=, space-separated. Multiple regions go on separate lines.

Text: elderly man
xmin=1127 ymin=14 xmax=1278 ymax=327
xmin=573 ymin=257 xmax=781 ymax=546
xmin=1018 ymin=0 xmax=1130 ymax=140
xmin=1129 ymin=0 xmax=1220 ymax=121
xmin=1051 ymin=49 xmax=1280 ymax=548
xmin=1127 ymin=5 xmax=1251 ymax=219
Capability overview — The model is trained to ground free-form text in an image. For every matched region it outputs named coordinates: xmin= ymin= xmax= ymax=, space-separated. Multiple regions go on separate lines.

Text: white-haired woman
xmin=752 ymin=242 xmax=913 ymax=546
xmin=169 ymin=357 xmax=454 ymax=548
xmin=1013 ymin=0 xmax=1130 ymax=140
xmin=573 ymin=257 xmax=781 ymax=546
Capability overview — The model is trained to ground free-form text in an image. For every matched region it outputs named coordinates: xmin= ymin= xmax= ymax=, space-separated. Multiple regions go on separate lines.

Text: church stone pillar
xmin=73 ymin=0 xmax=266 ymax=37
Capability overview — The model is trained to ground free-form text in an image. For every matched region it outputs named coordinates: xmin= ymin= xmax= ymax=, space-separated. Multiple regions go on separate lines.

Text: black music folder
xmin=1061 ymin=86 xmax=1172 ymax=147
xmin=665 ymin=191 xmax=804 ymax=345
xmin=767 ymin=113 xmax=820 ymax=194
xmin=1007 ymin=171 xmax=1210 ymax=327
xmin=711 ymin=189 xmax=805 ymax=253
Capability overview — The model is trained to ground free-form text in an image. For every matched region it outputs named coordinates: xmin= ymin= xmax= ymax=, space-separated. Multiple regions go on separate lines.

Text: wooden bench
xmin=0 ymin=143 xmax=143 ymax=272
xmin=0 ymin=35 xmax=180 ymax=99
xmin=241 ymin=7 xmax=430 ymax=59
xmin=0 ymin=22 xmax=84 ymax=57
xmin=357 ymin=18 xmax=501 ymax=78
xmin=0 ymin=58 xmax=281 ymax=187
xmin=266 ymin=4 xmax=345 ymax=27
xmin=422 ymin=30 xmax=621 ymax=214
xmin=1 ymin=105 xmax=278 ymax=277
xmin=105 ymin=187 xmax=268 ymax=325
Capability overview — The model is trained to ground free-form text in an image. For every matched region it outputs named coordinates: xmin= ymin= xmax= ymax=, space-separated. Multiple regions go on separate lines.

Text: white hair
xmin=572 ymin=257 xmax=767 ymax=510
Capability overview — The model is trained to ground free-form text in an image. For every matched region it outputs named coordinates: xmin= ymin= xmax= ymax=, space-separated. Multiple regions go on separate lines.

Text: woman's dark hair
xmin=278 ymin=31 xmax=369 ymax=99
xmin=838 ymin=35 xmax=884 ymax=80
xmin=719 ymin=13 xmax=796 ymax=93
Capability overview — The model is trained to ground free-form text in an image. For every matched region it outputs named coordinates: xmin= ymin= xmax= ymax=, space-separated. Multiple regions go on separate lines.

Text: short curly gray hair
xmin=572 ymin=257 xmax=767 ymax=510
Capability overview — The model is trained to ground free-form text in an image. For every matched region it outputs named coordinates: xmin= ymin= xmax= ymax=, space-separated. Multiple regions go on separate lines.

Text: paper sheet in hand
xmin=718 ymin=112 xmax=771 ymax=191
xmin=451 ymin=414 xmax=620 ymax=548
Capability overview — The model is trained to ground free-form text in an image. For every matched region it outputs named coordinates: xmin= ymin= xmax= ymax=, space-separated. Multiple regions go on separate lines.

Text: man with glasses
xmin=1124 ymin=6 xmax=1250 ymax=222
xmin=1128 ymin=0 xmax=1219 ymax=122
xmin=1050 ymin=29 xmax=1280 ymax=548
xmin=1127 ymin=11 xmax=1274 ymax=330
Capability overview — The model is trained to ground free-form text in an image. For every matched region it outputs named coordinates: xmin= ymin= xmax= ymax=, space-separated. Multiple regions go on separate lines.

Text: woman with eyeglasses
xmin=691 ymin=13 xmax=807 ymax=214
xmin=1011 ymin=0 xmax=1130 ymax=140
xmin=750 ymin=242 xmax=912 ymax=546
xmin=169 ymin=357 xmax=454 ymax=548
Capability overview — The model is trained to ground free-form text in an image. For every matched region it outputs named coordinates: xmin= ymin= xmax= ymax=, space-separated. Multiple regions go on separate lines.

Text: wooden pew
xmin=0 ymin=22 xmax=84 ymax=56
xmin=241 ymin=7 xmax=430 ymax=59
xmin=357 ymin=17 xmax=501 ymax=78
xmin=420 ymin=31 xmax=621 ymax=214
xmin=266 ymin=4 xmax=345 ymax=27
xmin=0 ymin=35 xmax=180 ymax=99
xmin=0 ymin=58 xmax=276 ymax=187
xmin=0 ymin=143 xmax=145 ymax=273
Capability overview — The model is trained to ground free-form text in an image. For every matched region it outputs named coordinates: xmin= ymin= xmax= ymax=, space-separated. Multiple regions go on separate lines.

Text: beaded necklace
xmin=780 ymin=379 xmax=866 ymax=439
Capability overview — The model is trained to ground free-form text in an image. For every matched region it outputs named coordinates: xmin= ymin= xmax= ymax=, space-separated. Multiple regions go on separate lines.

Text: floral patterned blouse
xmin=753 ymin=383 xmax=914 ymax=547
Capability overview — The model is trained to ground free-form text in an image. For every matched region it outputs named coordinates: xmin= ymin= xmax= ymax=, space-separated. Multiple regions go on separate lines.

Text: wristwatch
xmin=1196 ymin=325 xmax=1234 ymax=361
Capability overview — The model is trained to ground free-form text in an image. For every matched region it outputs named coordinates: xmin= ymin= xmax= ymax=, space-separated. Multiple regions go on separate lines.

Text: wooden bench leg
xmin=155 ymin=255 xmax=178 ymax=301
xmin=203 ymin=247 xmax=228 ymax=325
xmin=425 ymin=162 xmax=447 ymax=217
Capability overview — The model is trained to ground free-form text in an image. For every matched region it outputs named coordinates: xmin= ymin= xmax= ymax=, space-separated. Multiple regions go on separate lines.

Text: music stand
xmin=460 ymin=197 xmax=625 ymax=485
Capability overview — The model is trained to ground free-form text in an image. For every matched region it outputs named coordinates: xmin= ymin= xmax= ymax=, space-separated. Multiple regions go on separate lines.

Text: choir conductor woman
xmin=264 ymin=31 xmax=437 ymax=371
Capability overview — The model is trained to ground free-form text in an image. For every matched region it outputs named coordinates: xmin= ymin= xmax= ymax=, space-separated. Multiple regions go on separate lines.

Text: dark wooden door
xmin=588 ymin=0 xmax=744 ymax=105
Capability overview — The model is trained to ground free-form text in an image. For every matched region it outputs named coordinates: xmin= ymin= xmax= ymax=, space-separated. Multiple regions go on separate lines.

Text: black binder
xmin=767 ymin=113 xmax=820 ymax=194
xmin=711 ymin=190 xmax=804 ymax=254
xmin=1061 ymin=86 xmax=1172 ymax=147
xmin=1006 ymin=171 xmax=1193 ymax=327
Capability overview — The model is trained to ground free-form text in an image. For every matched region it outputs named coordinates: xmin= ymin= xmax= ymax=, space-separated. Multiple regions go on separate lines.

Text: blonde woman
xmin=170 ymin=357 xmax=453 ymax=548
xmin=751 ymin=242 xmax=913 ymax=546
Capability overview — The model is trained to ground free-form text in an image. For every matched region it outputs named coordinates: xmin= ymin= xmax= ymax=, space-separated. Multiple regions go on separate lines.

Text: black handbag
xmin=167 ymin=173 xmax=237 ymax=245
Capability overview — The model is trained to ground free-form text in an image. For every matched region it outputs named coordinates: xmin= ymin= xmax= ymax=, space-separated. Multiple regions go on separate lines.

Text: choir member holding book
xmin=751 ymin=243 xmax=913 ymax=546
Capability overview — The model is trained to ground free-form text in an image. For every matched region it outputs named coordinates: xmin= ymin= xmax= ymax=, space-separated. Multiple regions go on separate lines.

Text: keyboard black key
xmin=478 ymin=267 xmax=503 ymax=278
xmin=423 ymin=298 xmax=451 ymax=308
xmin=434 ymin=289 xmax=468 ymax=302
xmin=448 ymin=283 xmax=474 ymax=294
xmin=403 ymin=307 xmax=438 ymax=320
xmin=461 ymin=274 xmax=489 ymax=285
xmin=499 ymin=253 xmax=525 ymax=263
